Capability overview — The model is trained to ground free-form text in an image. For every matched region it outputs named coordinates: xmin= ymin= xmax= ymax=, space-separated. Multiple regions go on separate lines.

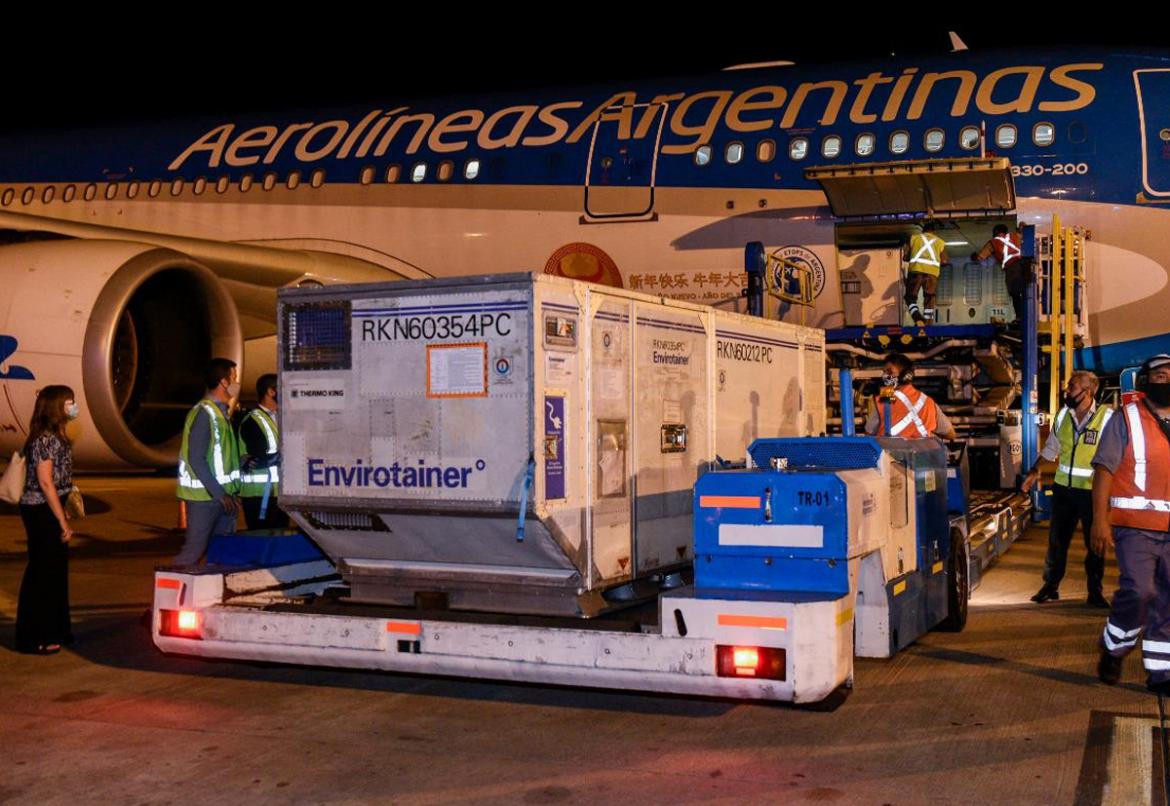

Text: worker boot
xmin=1087 ymin=590 xmax=1109 ymax=608
xmin=1098 ymin=649 xmax=1124 ymax=685
xmin=1030 ymin=585 xmax=1060 ymax=603
xmin=1148 ymin=677 xmax=1170 ymax=695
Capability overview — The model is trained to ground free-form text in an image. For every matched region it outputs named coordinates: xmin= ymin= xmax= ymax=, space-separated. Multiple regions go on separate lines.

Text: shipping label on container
xmin=283 ymin=290 xmax=531 ymax=504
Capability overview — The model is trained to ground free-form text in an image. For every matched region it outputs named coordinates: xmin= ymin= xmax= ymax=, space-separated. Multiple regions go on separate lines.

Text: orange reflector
xmin=155 ymin=577 xmax=181 ymax=590
xmin=386 ymin=621 xmax=422 ymax=635
xmin=699 ymin=495 xmax=761 ymax=509
xmin=717 ymin=614 xmax=787 ymax=630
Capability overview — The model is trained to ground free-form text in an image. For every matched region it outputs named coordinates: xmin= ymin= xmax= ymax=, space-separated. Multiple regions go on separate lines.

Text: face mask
xmin=1063 ymin=391 xmax=1083 ymax=409
xmin=225 ymin=382 xmax=242 ymax=400
xmin=65 ymin=403 xmax=80 ymax=420
xmin=1147 ymin=382 xmax=1170 ymax=407
xmin=881 ymin=372 xmax=898 ymax=387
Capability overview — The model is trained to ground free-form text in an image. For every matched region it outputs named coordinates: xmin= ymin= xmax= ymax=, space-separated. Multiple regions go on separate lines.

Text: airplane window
xmin=62 ymin=185 xmax=75 ymax=202
xmin=855 ymin=133 xmax=875 ymax=156
xmin=287 ymin=171 xmax=301 ymax=190
xmin=239 ymin=175 xmax=253 ymax=193
xmin=725 ymin=142 xmax=744 ymax=164
xmin=889 ymin=131 xmax=910 ymax=155
xmin=960 ymin=126 xmax=981 ymax=151
xmin=262 ymin=172 xmax=277 ymax=191
xmin=694 ymin=145 xmax=712 ymax=166
xmin=128 ymin=181 xmax=141 ymax=198
xmin=310 ymin=169 xmax=325 ymax=188
xmin=360 ymin=166 xmax=375 ymax=185
xmin=84 ymin=184 xmax=97 ymax=201
xmin=172 ymin=179 xmax=186 ymax=196
xmin=995 ymin=124 xmax=1017 ymax=148
xmin=148 ymin=181 xmax=161 ymax=198
xmin=756 ymin=139 xmax=776 ymax=162
xmin=190 ymin=179 xmax=204 ymax=196
xmin=1 ymin=188 xmax=13 ymax=206
xmin=105 ymin=183 xmax=118 ymax=200
xmin=821 ymin=135 xmax=841 ymax=159
xmin=1033 ymin=122 xmax=1055 ymax=147
xmin=464 ymin=159 xmax=480 ymax=180
xmin=438 ymin=160 xmax=454 ymax=181
xmin=1068 ymin=121 xmax=1087 ymax=144
xmin=788 ymin=138 xmax=809 ymax=161
xmin=21 ymin=187 xmax=34 ymax=205
xmin=386 ymin=165 xmax=401 ymax=183
xmin=215 ymin=177 xmax=229 ymax=194
xmin=412 ymin=163 xmax=427 ymax=183
xmin=42 ymin=186 xmax=55 ymax=204
xmin=924 ymin=128 xmax=945 ymax=153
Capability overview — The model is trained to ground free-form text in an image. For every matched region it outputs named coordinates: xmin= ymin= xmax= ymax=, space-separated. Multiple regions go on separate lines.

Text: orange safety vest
xmin=876 ymin=385 xmax=940 ymax=438
xmin=992 ymin=233 xmax=1022 ymax=267
xmin=1109 ymin=401 xmax=1170 ymax=531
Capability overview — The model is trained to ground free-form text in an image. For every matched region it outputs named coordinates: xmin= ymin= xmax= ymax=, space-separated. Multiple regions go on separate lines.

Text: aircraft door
xmin=1134 ymin=69 xmax=1170 ymax=199
xmin=583 ymin=102 xmax=666 ymax=220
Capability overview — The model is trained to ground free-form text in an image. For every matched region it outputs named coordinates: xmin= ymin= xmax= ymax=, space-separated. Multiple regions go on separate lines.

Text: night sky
xmin=2 ymin=17 xmax=1164 ymax=132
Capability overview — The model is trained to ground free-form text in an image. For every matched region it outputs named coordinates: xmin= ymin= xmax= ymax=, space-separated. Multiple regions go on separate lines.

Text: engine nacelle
xmin=0 ymin=240 xmax=241 ymax=469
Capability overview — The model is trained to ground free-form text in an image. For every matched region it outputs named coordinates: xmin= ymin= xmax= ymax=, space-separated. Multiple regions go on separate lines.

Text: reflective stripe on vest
xmin=1110 ymin=496 xmax=1170 ymax=513
xmin=890 ymin=390 xmax=929 ymax=437
xmin=251 ymin=408 xmax=278 ymax=454
xmin=994 ymin=234 xmax=1021 ymax=266
xmin=239 ymin=408 xmax=281 ymax=493
xmin=909 ymin=233 xmax=941 ymax=271
xmin=1054 ymin=405 xmax=1112 ymax=489
xmin=177 ymin=401 xmax=241 ymax=500
xmin=1125 ymin=402 xmax=1147 ymax=491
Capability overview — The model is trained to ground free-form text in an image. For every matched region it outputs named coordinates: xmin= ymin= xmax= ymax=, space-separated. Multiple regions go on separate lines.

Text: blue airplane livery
xmin=0 ymin=45 xmax=1167 ymax=467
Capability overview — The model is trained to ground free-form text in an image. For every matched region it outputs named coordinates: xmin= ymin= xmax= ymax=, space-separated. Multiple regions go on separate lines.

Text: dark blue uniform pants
xmin=1102 ymin=526 xmax=1170 ymax=684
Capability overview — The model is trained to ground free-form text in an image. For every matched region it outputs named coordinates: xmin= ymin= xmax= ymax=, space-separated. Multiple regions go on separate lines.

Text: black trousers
xmin=241 ymin=495 xmax=290 ymax=530
xmin=1042 ymin=483 xmax=1104 ymax=595
xmin=16 ymin=503 xmax=72 ymax=651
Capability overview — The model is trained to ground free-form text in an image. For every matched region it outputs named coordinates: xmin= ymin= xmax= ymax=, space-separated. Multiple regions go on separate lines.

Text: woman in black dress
xmin=15 ymin=385 xmax=77 ymax=654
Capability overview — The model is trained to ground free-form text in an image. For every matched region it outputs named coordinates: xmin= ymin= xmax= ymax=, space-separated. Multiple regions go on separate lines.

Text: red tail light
xmin=716 ymin=645 xmax=784 ymax=680
xmin=159 ymin=609 xmax=203 ymax=639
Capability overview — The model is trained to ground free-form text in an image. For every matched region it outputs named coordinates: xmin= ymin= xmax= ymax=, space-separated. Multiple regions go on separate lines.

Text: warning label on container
xmin=427 ymin=342 xmax=487 ymax=398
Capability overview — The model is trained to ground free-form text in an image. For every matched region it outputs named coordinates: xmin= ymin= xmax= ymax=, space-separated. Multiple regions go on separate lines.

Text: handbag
xmin=65 ymin=485 xmax=85 ymax=519
xmin=0 ymin=451 xmax=26 ymax=505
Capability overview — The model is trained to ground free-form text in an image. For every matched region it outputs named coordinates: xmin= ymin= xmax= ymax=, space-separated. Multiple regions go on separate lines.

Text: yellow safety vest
xmin=239 ymin=407 xmax=281 ymax=498
xmin=1053 ymin=405 xmax=1113 ymax=489
xmin=177 ymin=400 xmax=241 ymax=501
xmin=908 ymin=233 xmax=944 ymax=277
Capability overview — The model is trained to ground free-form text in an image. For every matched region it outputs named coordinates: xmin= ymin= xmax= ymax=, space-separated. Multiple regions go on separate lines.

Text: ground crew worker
xmin=1092 ymin=354 xmax=1170 ymax=688
xmin=238 ymin=373 xmax=288 ymax=530
xmin=865 ymin=353 xmax=957 ymax=440
xmin=172 ymin=358 xmax=242 ymax=567
xmin=1023 ymin=371 xmax=1112 ymax=606
xmin=903 ymin=221 xmax=948 ymax=325
xmin=972 ymin=224 xmax=1025 ymax=323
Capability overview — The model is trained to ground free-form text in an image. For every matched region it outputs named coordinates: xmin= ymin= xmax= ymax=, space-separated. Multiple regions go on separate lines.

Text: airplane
xmin=1 ymin=46 xmax=1167 ymax=468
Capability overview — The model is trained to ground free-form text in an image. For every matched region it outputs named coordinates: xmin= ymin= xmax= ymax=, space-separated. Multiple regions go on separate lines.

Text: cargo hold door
xmin=805 ymin=157 xmax=1016 ymax=219
xmin=1135 ymin=69 xmax=1170 ymax=200
xmin=583 ymin=102 xmax=666 ymax=221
